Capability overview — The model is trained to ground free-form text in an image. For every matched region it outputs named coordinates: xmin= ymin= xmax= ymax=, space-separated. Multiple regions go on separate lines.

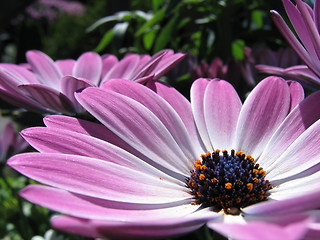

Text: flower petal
xmin=266 ymin=119 xmax=320 ymax=181
xmin=51 ymin=215 xmax=204 ymax=239
xmin=243 ymin=190 xmax=320 ymax=216
xmin=20 ymin=184 xmax=198 ymax=221
xmin=204 ymin=79 xmax=242 ymax=151
xmin=72 ymin=52 xmax=102 ymax=85
xmin=287 ymin=80 xmax=304 ymax=111
xmin=191 ymin=78 xmax=213 ymax=151
xmin=208 ymin=217 xmax=310 ymax=240
xmin=26 ymin=50 xmax=62 ymax=88
xmin=8 ymin=153 xmax=189 ymax=204
xmin=55 ymin=59 xmax=75 ymax=76
xmin=61 ymin=76 xmax=96 ymax=113
xmin=76 ymin=87 xmax=193 ymax=175
xmin=147 ymin=80 xmax=206 ymax=156
xmin=258 ymin=91 xmax=320 ymax=169
xmin=21 ymin=126 xmax=182 ymax=184
xmin=234 ymin=77 xmax=290 ymax=158
xmin=18 ymin=84 xmax=76 ymax=114
xmin=102 ymin=79 xmax=198 ymax=161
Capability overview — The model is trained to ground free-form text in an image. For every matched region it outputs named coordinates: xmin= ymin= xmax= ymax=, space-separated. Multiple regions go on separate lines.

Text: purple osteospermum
xmin=0 ymin=121 xmax=28 ymax=162
xmin=7 ymin=76 xmax=320 ymax=239
xmin=259 ymin=0 xmax=320 ymax=88
xmin=0 ymin=49 xmax=185 ymax=114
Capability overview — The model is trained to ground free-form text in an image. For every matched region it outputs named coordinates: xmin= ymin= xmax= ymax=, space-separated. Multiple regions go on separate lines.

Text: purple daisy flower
xmin=0 ymin=120 xmax=28 ymax=162
xmin=258 ymin=0 xmax=320 ymax=88
xmin=7 ymin=76 xmax=320 ymax=239
xmin=0 ymin=49 xmax=185 ymax=114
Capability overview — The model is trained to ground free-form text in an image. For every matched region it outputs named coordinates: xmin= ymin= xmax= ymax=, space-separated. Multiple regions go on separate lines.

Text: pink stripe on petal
xmin=102 ymin=54 xmax=140 ymax=81
xmin=55 ymin=59 xmax=75 ymax=76
xmin=208 ymin=218 xmax=310 ymax=240
xmin=76 ymin=87 xmax=192 ymax=175
xmin=191 ymin=78 xmax=213 ymax=151
xmin=234 ymin=76 xmax=291 ymax=158
xmin=287 ymin=80 xmax=304 ymax=111
xmin=266 ymin=119 xmax=320 ymax=181
xmin=243 ymin=189 xmax=320 ymax=216
xmin=259 ymin=91 xmax=320 ymax=169
xmin=51 ymin=215 xmax=204 ymax=239
xmin=61 ymin=76 xmax=96 ymax=112
xmin=147 ymin=80 xmax=206 ymax=156
xmin=8 ymin=153 xmax=189 ymax=204
xmin=26 ymin=50 xmax=62 ymax=88
xmin=18 ymin=84 xmax=76 ymax=114
xmin=103 ymin=79 xmax=197 ymax=162
xmin=21 ymin=185 xmax=196 ymax=221
xmin=21 ymin=127 xmax=183 ymax=185
xmin=72 ymin=52 xmax=102 ymax=85
xmin=204 ymin=79 xmax=242 ymax=151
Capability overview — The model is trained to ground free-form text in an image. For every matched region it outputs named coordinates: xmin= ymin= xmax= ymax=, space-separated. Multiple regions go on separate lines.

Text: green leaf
xmin=93 ymin=29 xmax=114 ymax=52
xmin=232 ymin=39 xmax=245 ymax=60
xmin=152 ymin=0 xmax=164 ymax=11
xmin=143 ymin=30 xmax=156 ymax=50
xmin=251 ymin=10 xmax=263 ymax=29
xmin=135 ymin=8 xmax=166 ymax=36
xmin=153 ymin=14 xmax=179 ymax=52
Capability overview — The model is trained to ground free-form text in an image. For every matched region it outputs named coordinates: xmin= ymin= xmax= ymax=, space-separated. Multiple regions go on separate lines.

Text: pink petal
xmin=204 ymin=79 xmax=242 ymax=151
xmin=76 ymin=87 xmax=193 ymax=175
xmin=20 ymin=185 xmax=198 ymax=221
xmin=287 ymin=80 xmax=304 ymax=111
xmin=243 ymin=189 xmax=320 ymax=216
xmin=21 ymin=126 xmax=182 ymax=184
xmin=26 ymin=50 xmax=62 ymax=88
xmin=101 ymin=54 xmax=118 ymax=81
xmin=8 ymin=153 xmax=189 ymax=204
xmin=234 ymin=76 xmax=291 ymax=158
xmin=55 ymin=59 xmax=75 ymax=76
xmin=102 ymin=54 xmax=140 ymax=82
xmin=266 ymin=119 xmax=320 ymax=180
xmin=151 ymin=52 xmax=186 ymax=80
xmin=72 ymin=52 xmax=102 ymax=85
xmin=190 ymin=78 xmax=213 ymax=151
xmin=61 ymin=76 xmax=96 ymax=112
xmin=208 ymin=217 xmax=310 ymax=240
xmin=18 ymin=84 xmax=76 ymax=114
xmin=102 ymin=79 xmax=197 ymax=162
xmin=147 ymin=80 xmax=206 ymax=156
xmin=258 ymin=91 xmax=320 ymax=170
xmin=51 ymin=208 xmax=216 ymax=239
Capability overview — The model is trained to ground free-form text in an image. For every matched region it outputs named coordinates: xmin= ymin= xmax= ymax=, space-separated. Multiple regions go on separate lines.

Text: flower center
xmin=186 ymin=149 xmax=272 ymax=215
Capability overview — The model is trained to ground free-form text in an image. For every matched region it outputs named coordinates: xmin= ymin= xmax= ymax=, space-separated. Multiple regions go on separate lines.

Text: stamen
xmin=186 ymin=149 xmax=272 ymax=215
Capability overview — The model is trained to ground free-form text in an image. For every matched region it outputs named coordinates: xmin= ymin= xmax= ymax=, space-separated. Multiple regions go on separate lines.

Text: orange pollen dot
xmin=225 ymin=182 xmax=232 ymax=189
xmin=199 ymin=174 xmax=206 ymax=180
xmin=252 ymin=169 xmax=259 ymax=174
xmin=211 ymin=178 xmax=217 ymax=183
xmin=236 ymin=198 xmax=242 ymax=203
xmin=205 ymin=151 xmax=211 ymax=156
xmin=247 ymin=155 xmax=254 ymax=161
xmin=215 ymin=149 xmax=220 ymax=154
xmin=247 ymin=183 xmax=253 ymax=190
xmin=260 ymin=169 xmax=266 ymax=175
xmin=201 ymin=165 xmax=207 ymax=170
xmin=195 ymin=164 xmax=201 ymax=170
xmin=236 ymin=151 xmax=243 ymax=156
xmin=253 ymin=178 xmax=259 ymax=183
xmin=195 ymin=159 xmax=201 ymax=165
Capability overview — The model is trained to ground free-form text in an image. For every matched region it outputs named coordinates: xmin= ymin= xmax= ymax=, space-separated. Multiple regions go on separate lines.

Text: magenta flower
xmin=0 ymin=49 xmax=185 ymax=114
xmin=8 ymin=76 xmax=320 ymax=239
xmin=260 ymin=0 xmax=320 ymax=88
xmin=0 ymin=121 xmax=28 ymax=162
